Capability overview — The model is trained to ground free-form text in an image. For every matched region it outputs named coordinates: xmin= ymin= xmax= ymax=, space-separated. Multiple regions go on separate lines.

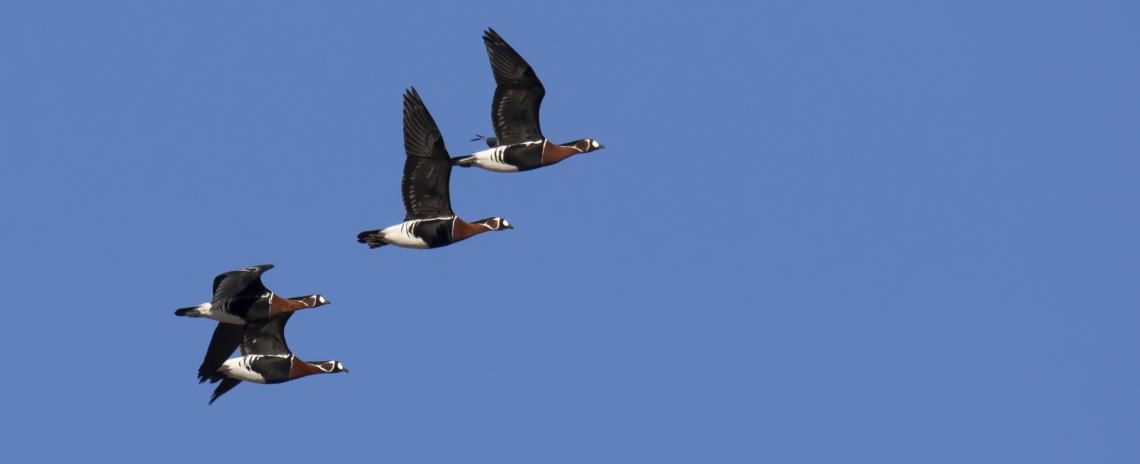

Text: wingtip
xmin=404 ymin=87 xmax=423 ymax=106
xmin=484 ymin=28 xmax=510 ymax=47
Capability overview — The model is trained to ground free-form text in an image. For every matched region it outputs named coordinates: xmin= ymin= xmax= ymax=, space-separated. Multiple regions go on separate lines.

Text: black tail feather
xmin=356 ymin=230 xmax=388 ymax=249
xmin=174 ymin=306 xmax=200 ymax=317
xmin=450 ymin=155 xmax=475 ymax=167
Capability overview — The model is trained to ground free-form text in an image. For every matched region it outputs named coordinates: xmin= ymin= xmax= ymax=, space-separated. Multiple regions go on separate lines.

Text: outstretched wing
xmin=209 ymin=378 xmax=241 ymax=405
xmin=197 ymin=323 xmax=244 ymax=383
xmin=210 ymin=264 xmax=273 ymax=314
xmin=401 ymin=88 xmax=454 ymax=220
xmin=241 ymin=312 xmax=293 ymax=356
xmin=484 ymin=28 xmax=545 ymax=146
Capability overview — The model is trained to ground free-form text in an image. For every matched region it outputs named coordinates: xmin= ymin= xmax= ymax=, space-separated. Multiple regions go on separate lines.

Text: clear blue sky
xmin=1 ymin=1 xmax=1137 ymax=462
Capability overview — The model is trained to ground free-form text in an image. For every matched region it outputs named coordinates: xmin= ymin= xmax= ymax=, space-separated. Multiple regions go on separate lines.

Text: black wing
xmin=209 ymin=378 xmax=241 ymax=405
xmin=241 ymin=312 xmax=294 ymax=356
xmin=211 ymin=264 xmax=274 ymax=314
xmin=197 ymin=323 xmax=244 ymax=383
xmin=484 ymin=28 xmax=546 ymax=146
xmin=401 ymin=88 xmax=454 ymax=220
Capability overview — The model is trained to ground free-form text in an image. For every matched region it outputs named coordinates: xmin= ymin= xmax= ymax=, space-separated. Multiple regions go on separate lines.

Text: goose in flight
xmin=357 ymin=88 xmax=513 ymax=250
xmin=205 ymin=311 xmax=348 ymax=404
xmin=453 ymin=28 xmax=605 ymax=172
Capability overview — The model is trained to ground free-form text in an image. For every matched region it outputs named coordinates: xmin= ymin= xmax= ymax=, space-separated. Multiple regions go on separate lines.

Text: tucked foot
xmin=470 ymin=134 xmax=498 ymax=147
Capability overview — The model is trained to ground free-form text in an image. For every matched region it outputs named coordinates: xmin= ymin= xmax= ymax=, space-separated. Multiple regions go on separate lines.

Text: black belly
xmin=503 ymin=142 xmax=544 ymax=171
xmin=226 ymin=294 xmax=271 ymax=321
xmin=412 ymin=218 xmax=455 ymax=248
xmin=251 ymin=356 xmax=294 ymax=383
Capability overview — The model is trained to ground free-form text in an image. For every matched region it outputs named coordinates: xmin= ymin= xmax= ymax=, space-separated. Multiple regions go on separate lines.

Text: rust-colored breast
xmin=541 ymin=141 xmax=581 ymax=165
xmin=451 ymin=218 xmax=490 ymax=242
xmin=289 ymin=357 xmax=326 ymax=380
xmin=269 ymin=294 xmax=307 ymax=318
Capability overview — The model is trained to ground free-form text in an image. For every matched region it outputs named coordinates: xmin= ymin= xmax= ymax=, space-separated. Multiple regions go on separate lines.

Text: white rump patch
xmin=462 ymin=146 xmax=519 ymax=173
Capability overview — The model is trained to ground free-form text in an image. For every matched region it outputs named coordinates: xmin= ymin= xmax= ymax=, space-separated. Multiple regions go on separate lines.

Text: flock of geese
xmin=175 ymin=28 xmax=607 ymax=404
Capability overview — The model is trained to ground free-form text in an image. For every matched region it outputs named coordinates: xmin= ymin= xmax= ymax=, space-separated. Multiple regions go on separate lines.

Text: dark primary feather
xmin=209 ymin=378 xmax=241 ymax=405
xmin=400 ymin=88 xmax=454 ymax=220
xmin=241 ymin=312 xmax=294 ymax=356
xmin=210 ymin=265 xmax=273 ymax=314
xmin=197 ymin=323 xmax=244 ymax=383
xmin=484 ymin=28 xmax=545 ymax=146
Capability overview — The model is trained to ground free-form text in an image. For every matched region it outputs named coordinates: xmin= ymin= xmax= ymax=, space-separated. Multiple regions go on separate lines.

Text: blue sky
xmin=1 ymin=1 xmax=1138 ymax=462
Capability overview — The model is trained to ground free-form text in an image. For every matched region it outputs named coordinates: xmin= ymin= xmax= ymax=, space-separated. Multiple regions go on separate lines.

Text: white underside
xmin=377 ymin=218 xmax=451 ymax=249
xmin=219 ymin=355 xmax=287 ymax=383
xmin=191 ymin=303 xmax=245 ymax=325
xmin=464 ymin=146 xmax=521 ymax=172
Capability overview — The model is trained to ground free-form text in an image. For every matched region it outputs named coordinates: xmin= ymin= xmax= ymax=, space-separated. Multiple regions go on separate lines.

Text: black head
xmin=473 ymin=217 xmax=514 ymax=231
xmin=243 ymin=264 xmax=275 ymax=273
xmin=290 ymin=294 xmax=331 ymax=308
xmin=314 ymin=360 xmax=349 ymax=374
xmin=565 ymin=138 xmax=605 ymax=153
